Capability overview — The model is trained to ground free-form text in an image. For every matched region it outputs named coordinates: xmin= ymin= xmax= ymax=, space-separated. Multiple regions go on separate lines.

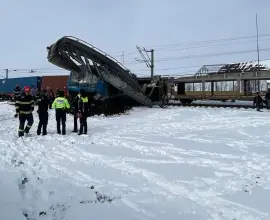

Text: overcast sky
xmin=0 ymin=0 xmax=269 ymax=78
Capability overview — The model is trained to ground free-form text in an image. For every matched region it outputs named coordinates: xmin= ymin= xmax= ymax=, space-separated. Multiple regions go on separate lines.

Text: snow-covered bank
xmin=1 ymin=103 xmax=270 ymax=220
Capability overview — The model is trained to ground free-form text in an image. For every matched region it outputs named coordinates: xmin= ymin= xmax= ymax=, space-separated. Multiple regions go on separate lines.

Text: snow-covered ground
xmin=1 ymin=102 xmax=270 ymax=220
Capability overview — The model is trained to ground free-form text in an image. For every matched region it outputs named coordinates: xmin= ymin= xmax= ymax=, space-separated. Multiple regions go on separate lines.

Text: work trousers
xmin=18 ymin=114 xmax=34 ymax=137
xmin=79 ymin=115 xmax=88 ymax=134
xmin=37 ymin=112 xmax=48 ymax=135
xmin=55 ymin=109 xmax=66 ymax=135
xmin=255 ymin=103 xmax=263 ymax=111
xmin=73 ymin=109 xmax=78 ymax=131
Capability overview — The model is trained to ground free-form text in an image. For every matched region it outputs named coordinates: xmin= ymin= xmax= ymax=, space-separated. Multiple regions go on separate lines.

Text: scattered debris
xmin=39 ymin=211 xmax=46 ymax=216
xmin=22 ymin=211 xmax=29 ymax=220
xmin=87 ymin=185 xmax=95 ymax=190
xmin=18 ymin=177 xmax=28 ymax=190
xmin=11 ymin=158 xmax=24 ymax=167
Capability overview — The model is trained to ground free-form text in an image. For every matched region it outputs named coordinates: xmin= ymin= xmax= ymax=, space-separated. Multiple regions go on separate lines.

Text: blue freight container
xmin=0 ymin=76 xmax=42 ymax=94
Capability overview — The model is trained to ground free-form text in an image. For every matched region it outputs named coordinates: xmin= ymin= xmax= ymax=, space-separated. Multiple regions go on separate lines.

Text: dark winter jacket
xmin=37 ymin=94 xmax=50 ymax=113
xmin=46 ymin=89 xmax=54 ymax=100
xmin=265 ymin=91 xmax=270 ymax=100
xmin=253 ymin=95 xmax=263 ymax=106
xmin=78 ymin=96 xmax=89 ymax=115
xmin=55 ymin=89 xmax=60 ymax=98
xmin=35 ymin=89 xmax=41 ymax=101
xmin=72 ymin=94 xmax=81 ymax=111
xmin=15 ymin=93 xmax=34 ymax=114
xmin=13 ymin=87 xmax=21 ymax=100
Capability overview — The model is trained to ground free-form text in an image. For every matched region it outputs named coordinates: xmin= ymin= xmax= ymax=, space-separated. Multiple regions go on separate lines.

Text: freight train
xmin=47 ymin=36 xmax=168 ymax=114
xmin=0 ymin=75 xmax=69 ymax=101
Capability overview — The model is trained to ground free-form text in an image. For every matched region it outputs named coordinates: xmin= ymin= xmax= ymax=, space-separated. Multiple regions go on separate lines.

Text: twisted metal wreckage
xmin=46 ymin=36 xmax=168 ymax=113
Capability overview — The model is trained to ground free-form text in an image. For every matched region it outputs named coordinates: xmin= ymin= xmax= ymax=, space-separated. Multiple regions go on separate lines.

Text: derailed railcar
xmin=47 ymin=36 xmax=168 ymax=115
xmin=67 ymin=69 xmax=168 ymax=115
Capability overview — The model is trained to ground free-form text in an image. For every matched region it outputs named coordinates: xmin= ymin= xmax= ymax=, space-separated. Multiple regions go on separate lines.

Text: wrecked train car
xmin=46 ymin=36 xmax=168 ymax=113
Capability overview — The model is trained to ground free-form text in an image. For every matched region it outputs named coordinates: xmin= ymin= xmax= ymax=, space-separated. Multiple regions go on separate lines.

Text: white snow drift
xmin=0 ymin=102 xmax=270 ymax=220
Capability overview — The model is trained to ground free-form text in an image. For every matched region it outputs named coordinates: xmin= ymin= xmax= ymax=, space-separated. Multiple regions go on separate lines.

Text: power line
xmin=143 ymin=33 xmax=270 ymax=49
xmin=119 ymin=37 xmax=270 ymax=59
xmin=147 ymin=37 xmax=270 ymax=53
xmin=138 ymin=65 xmax=202 ymax=72
xmin=137 ymin=58 xmax=270 ymax=74
xmin=111 ymin=33 xmax=270 ymax=57
xmin=4 ymin=55 xmax=270 ymax=75
xmin=124 ymin=48 xmax=270 ymax=65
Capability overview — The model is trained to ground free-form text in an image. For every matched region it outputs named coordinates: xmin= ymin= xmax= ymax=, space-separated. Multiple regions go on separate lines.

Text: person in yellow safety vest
xmin=76 ymin=89 xmax=89 ymax=135
xmin=52 ymin=90 xmax=70 ymax=135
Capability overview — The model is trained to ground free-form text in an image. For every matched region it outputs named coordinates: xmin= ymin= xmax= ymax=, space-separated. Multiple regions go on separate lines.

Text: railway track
xmin=167 ymin=102 xmax=263 ymax=109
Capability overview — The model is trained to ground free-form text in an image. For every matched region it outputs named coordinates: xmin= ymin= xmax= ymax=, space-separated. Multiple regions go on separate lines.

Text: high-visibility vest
xmin=78 ymin=96 xmax=88 ymax=113
xmin=52 ymin=97 xmax=70 ymax=109
xmin=81 ymin=97 xmax=88 ymax=103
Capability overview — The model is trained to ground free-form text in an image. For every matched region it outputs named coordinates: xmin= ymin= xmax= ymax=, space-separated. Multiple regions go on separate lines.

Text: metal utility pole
xmin=135 ymin=46 xmax=154 ymax=78
xmin=5 ymin=69 xmax=8 ymax=79
xmin=256 ymin=13 xmax=260 ymax=91
xmin=150 ymin=49 xmax=154 ymax=78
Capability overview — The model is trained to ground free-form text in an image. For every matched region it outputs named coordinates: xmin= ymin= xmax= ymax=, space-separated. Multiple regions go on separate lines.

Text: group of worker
xmin=13 ymin=84 xmax=58 ymax=108
xmin=14 ymin=86 xmax=89 ymax=137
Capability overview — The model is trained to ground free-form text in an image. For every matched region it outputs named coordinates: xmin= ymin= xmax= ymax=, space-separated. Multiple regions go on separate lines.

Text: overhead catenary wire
xmin=143 ymin=37 xmax=270 ymax=53
xmin=143 ymin=33 xmax=270 ymax=49
xmin=3 ymin=55 xmax=270 ymax=76
xmin=137 ymin=57 xmax=270 ymax=73
xmin=111 ymin=33 xmax=270 ymax=57
xmin=2 ymin=34 xmax=270 ymax=75
xmin=124 ymin=48 xmax=270 ymax=65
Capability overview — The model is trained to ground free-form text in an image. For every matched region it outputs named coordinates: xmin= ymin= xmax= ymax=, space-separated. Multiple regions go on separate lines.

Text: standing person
xmin=31 ymin=85 xmax=36 ymax=99
xmin=35 ymin=88 xmax=41 ymax=103
xmin=63 ymin=86 xmax=68 ymax=97
xmin=14 ymin=86 xmax=35 ymax=137
xmin=55 ymin=88 xmax=60 ymax=98
xmin=36 ymin=89 xmax=50 ymax=135
xmin=71 ymin=91 xmax=81 ymax=132
xmin=253 ymin=92 xmax=263 ymax=111
xmin=13 ymin=85 xmax=21 ymax=102
xmin=265 ymin=88 xmax=270 ymax=109
xmin=46 ymin=86 xmax=55 ymax=109
xmin=52 ymin=91 xmax=70 ymax=135
xmin=77 ymin=89 xmax=88 ymax=135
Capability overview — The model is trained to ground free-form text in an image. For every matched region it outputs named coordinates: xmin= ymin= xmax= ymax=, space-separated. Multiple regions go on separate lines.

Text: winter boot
xmin=37 ymin=124 xmax=42 ymax=135
xmin=78 ymin=124 xmax=83 ymax=135
xmin=24 ymin=128 xmax=30 ymax=135
xmin=83 ymin=126 xmax=87 ymax=135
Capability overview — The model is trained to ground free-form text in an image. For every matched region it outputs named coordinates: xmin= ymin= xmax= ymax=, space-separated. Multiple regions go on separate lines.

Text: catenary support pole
xmin=150 ymin=49 xmax=154 ymax=78
xmin=5 ymin=69 xmax=8 ymax=79
xmin=256 ymin=13 xmax=260 ymax=91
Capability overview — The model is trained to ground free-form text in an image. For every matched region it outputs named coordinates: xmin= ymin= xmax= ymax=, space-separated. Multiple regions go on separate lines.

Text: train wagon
xmin=41 ymin=75 xmax=69 ymax=94
xmin=0 ymin=76 xmax=42 ymax=100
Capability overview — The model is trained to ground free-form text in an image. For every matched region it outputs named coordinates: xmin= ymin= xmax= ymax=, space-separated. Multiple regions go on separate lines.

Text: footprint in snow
xmin=80 ymin=185 xmax=121 ymax=204
xmin=18 ymin=175 xmax=28 ymax=200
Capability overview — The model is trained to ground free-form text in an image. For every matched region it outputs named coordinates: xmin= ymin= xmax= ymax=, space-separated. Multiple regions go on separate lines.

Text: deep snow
xmin=0 ymin=102 xmax=270 ymax=220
